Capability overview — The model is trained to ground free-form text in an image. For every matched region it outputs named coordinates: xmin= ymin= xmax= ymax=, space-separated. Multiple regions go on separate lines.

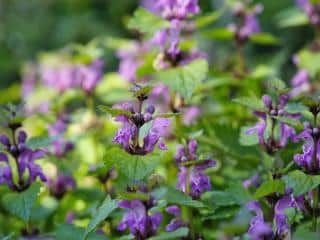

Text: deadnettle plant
xmin=246 ymin=94 xmax=300 ymax=154
xmin=0 ymin=130 xmax=47 ymax=191
xmin=296 ymin=0 xmax=320 ymax=26
xmin=175 ymin=139 xmax=216 ymax=198
xmin=112 ymin=86 xmax=170 ymax=155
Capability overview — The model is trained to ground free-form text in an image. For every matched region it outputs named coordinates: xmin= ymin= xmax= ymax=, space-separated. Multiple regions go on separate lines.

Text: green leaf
xmin=284 ymin=103 xmax=308 ymax=114
xmin=283 ymin=170 xmax=320 ymax=196
xmin=133 ymin=86 xmax=153 ymax=98
xmin=2 ymin=183 xmax=41 ymax=221
xmin=202 ymin=205 xmax=240 ymax=220
xmin=277 ymin=7 xmax=309 ymax=28
xmin=201 ymin=191 xmax=237 ymax=207
xmin=202 ymin=28 xmax=234 ymax=40
xmin=56 ymin=224 xmax=108 ymax=240
xmin=155 ymin=59 xmax=208 ymax=100
xmin=233 ymin=97 xmax=264 ymax=111
xmin=267 ymin=78 xmax=287 ymax=92
xmin=148 ymin=227 xmax=189 ymax=240
xmin=254 ymin=180 xmax=285 ymax=199
xmin=297 ymin=50 xmax=320 ymax=77
xmin=274 ymin=116 xmax=303 ymax=129
xmin=105 ymin=148 xmax=159 ymax=181
xmin=83 ymin=195 xmax=117 ymax=240
xmin=128 ymin=7 xmax=170 ymax=36
xmin=227 ymin=183 xmax=253 ymax=204
xmin=196 ymin=11 xmax=222 ymax=28
xmin=293 ymin=225 xmax=320 ymax=240
xmin=118 ymin=192 xmax=150 ymax=201
xmin=250 ymin=32 xmax=281 ymax=45
xmin=153 ymin=187 xmax=204 ymax=208
xmin=98 ymin=105 xmax=133 ymax=117
xmin=26 ymin=136 xmax=58 ymax=150
xmin=239 ymin=126 xmax=259 ymax=146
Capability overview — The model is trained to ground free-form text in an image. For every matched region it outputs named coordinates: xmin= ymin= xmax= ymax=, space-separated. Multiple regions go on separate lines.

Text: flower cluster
xmin=175 ymin=139 xmax=216 ymax=198
xmin=48 ymin=113 xmax=74 ymax=157
xmin=48 ymin=174 xmax=76 ymax=199
xmin=117 ymin=198 xmax=162 ymax=239
xmin=0 ymin=130 xmax=47 ymax=191
xmin=112 ymin=88 xmax=170 ymax=155
xmin=228 ymin=2 xmax=263 ymax=43
xmin=246 ymin=94 xmax=300 ymax=154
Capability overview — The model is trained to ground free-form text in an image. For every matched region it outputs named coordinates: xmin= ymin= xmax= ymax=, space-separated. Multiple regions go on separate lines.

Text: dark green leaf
xmin=2 ymin=182 xmax=41 ymax=221
xmin=148 ymin=227 xmax=189 ymax=240
xmin=56 ymin=224 xmax=108 ymax=240
xmin=83 ymin=195 xmax=117 ymax=240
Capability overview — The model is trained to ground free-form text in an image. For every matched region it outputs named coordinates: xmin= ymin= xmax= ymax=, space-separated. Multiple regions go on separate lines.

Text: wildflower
xmin=165 ymin=205 xmax=186 ymax=232
xmin=0 ymin=131 xmax=47 ymax=191
xmin=48 ymin=174 xmax=76 ymax=199
xmin=175 ymin=139 xmax=216 ymax=198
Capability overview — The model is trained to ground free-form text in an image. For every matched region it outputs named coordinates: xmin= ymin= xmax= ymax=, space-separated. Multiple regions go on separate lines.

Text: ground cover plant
xmin=1 ymin=0 xmax=320 ymax=239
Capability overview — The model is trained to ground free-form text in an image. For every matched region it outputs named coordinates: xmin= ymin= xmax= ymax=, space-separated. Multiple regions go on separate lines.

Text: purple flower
xmin=293 ymin=123 xmax=320 ymax=172
xmin=246 ymin=94 xmax=299 ymax=152
xmin=118 ymin=199 xmax=162 ymax=239
xmin=165 ymin=205 xmax=186 ymax=232
xmin=175 ymin=140 xmax=216 ymax=198
xmin=112 ymin=101 xmax=170 ymax=155
xmin=0 ymin=131 xmax=47 ymax=191
xmin=290 ymin=69 xmax=310 ymax=97
xmin=48 ymin=114 xmax=74 ymax=157
xmin=243 ymin=175 xmax=260 ymax=189
xmin=48 ymin=174 xmax=76 ymax=199
xmin=143 ymin=0 xmax=200 ymax=20
xmin=247 ymin=201 xmax=274 ymax=240
xmin=182 ymin=106 xmax=201 ymax=125
xmin=229 ymin=3 xmax=262 ymax=43
xmin=77 ymin=59 xmax=104 ymax=94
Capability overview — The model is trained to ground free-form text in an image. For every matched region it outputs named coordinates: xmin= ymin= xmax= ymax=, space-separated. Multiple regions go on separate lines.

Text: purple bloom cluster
xmin=246 ymin=94 xmax=300 ymax=153
xmin=293 ymin=123 xmax=320 ymax=173
xmin=165 ymin=205 xmax=186 ymax=232
xmin=40 ymin=59 xmax=104 ymax=94
xmin=48 ymin=114 xmax=74 ymax=157
xmin=117 ymin=199 xmax=162 ymax=239
xmin=48 ymin=174 xmax=76 ymax=199
xmin=0 ymin=131 xmax=47 ymax=191
xmin=112 ymin=99 xmax=170 ymax=155
xmin=228 ymin=3 xmax=263 ymax=43
xmin=175 ymin=139 xmax=216 ymax=198
xmin=296 ymin=0 xmax=320 ymax=26
xmin=247 ymin=194 xmax=303 ymax=240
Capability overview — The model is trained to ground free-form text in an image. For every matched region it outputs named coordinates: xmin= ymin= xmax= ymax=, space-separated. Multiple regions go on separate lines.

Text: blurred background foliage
xmin=0 ymin=0 xmax=313 ymax=89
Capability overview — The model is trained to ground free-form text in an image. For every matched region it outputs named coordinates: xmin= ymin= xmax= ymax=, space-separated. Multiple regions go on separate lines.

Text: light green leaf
xmin=128 ymin=7 xmax=170 ymax=36
xmin=2 ymin=182 xmax=41 ymax=221
xmin=227 ymin=183 xmax=253 ymax=204
xmin=254 ymin=180 xmax=285 ymax=199
xmin=202 ymin=28 xmax=234 ymax=40
xmin=196 ymin=11 xmax=222 ymax=28
xmin=277 ymin=7 xmax=309 ymax=28
xmin=148 ymin=227 xmax=189 ymax=240
xmin=297 ymin=50 xmax=320 ymax=77
xmin=98 ymin=105 xmax=133 ymax=117
xmin=250 ymin=33 xmax=281 ymax=45
xmin=56 ymin=224 xmax=108 ymax=240
xmin=283 ymin=170 xmax=320 ymax=196
xmin=233 ymin=97 xmax=264 ymax=111
xmin=155 ymin=59 xmax=208 ymax=100
xmin=239 ymin=126 xmax=259 ymax=146
xmin=83 ymin=196 xmax=117 ymax=240
xmin=26 ymin=136 xmax=58 ymax=150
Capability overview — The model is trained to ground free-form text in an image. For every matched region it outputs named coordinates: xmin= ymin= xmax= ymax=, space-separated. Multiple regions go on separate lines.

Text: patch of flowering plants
xmin=2 ymin=0 xmax=320 ymax=239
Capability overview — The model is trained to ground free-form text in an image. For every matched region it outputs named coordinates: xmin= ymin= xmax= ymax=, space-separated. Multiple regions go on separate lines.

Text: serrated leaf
xmin=233 ymin=97 xmax=264 ymax=111
xmin=277 ymin=7 xmax=308 ymax=28
xmin=250 ymin=32 xmax=281 ymax=45
xmin=26 ymin=136 xmax=58 ymax=150
xmin=254 ymin=180 xmax=285 ymax=199
xmin=202 ymin=205 xmax=240 ymax=220
xmin=283 ymin=170 xmax=320 ymax=196
xmin=56 ymin=224 xmax=108 ymax=240
xmin=153 ymin=187 xmax=204 ymax=208
xmin=2 ymin=182 xmax=41 ymax=221
xmin=148 ymin=227 xmax=189 ymax=240
xmin=155 ymin=60 xmax=208 ymax=100
xmin=128 ymin=7 xmax=170 ymax=36
xmin=98 ymin=105 xmax=133 ymax=117
xmin=239 ymin=126 xmax=259 ymax=146
xmin=201 ymin=191 xmax=237 ymax=207
xmin=196 ymin=11 xmax=222 ymax=28
xmin=202 ymin=28 xmax=234 ymax=40
xmin=83 ymin=195 xmax=117 ymax=240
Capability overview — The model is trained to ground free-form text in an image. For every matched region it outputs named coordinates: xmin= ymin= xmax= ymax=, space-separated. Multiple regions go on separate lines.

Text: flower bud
xmin=262 ymin=95 xmax=272 ymax=108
